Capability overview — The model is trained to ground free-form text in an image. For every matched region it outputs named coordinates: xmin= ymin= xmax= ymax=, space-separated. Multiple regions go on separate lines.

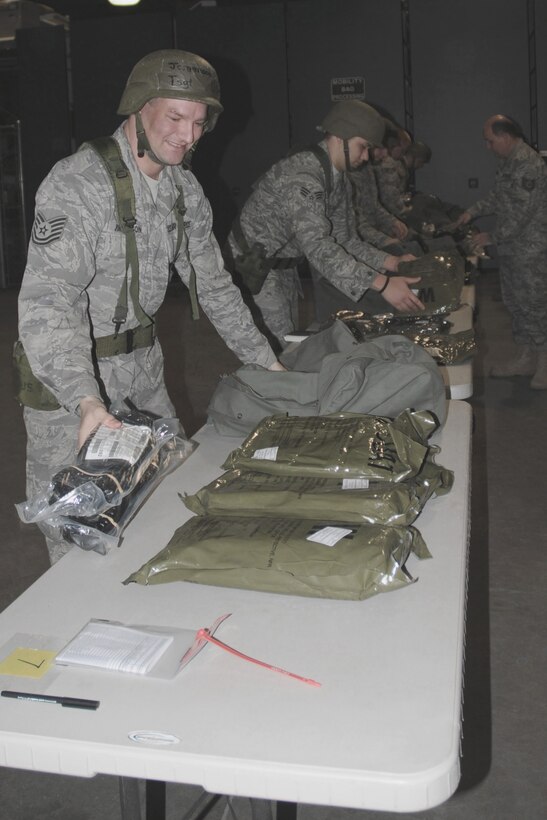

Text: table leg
xmin=275 ymin=802 xmax=297 ymax=820
xmin=119 ymin=777 xmax=142 ymax=820
xmin=145 ymin=779 xmax=166 ymax=820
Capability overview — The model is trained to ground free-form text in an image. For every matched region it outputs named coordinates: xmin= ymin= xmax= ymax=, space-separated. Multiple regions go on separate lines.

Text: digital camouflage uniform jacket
xmin=228 ymin=141 xmax=389 ymax=302
xmin=374 ymin=156 xmax=409 ymax=217
xmin=467 ymin=140 xmax=547 ymax=252
xmin=349 ymin=162 xmax=401 ymax=246
xmin=18 ymin=123 xmax=277 ymax=415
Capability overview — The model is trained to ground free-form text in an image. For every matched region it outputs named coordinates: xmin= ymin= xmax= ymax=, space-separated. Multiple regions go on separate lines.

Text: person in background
xmin=226 ymin=101 xmax=422 ymax=347
xmin=373 ymin=124 xmax=412 ymax=217
xmin=456 ymin=114 xmax=547 ymax=389
xmin=349 ymin=120 xmax=411 ymax=252
xmin=17 ymin=49 xmax=285 ymax=563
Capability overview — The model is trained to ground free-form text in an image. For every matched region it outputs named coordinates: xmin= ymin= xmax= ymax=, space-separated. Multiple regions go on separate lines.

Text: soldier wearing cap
xmin=226 ymin=100 xmax=423 ymax=349
xmin=17 ymin=49 xmax=284 ymax=563
xmin=457 ymin=114 xmax=547 ymax=389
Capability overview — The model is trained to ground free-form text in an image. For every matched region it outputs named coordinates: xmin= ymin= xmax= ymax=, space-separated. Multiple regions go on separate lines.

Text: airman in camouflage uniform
xmin=457 ymin=114 xmax=547 ymax=388
xmin=348 ymin=137 xmax=411 ymax=252
xmin=373 ymin=126 xmax=411 ymax=218
xmin=226 ymin=101 xmax=422 ymax=347
xmin=18 ymin=50 xmax=282 ymax=563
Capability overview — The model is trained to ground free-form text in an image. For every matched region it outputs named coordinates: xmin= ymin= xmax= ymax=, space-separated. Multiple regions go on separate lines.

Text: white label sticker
xmin=252 ymin=446 xmax=279 ymax=461
xmin=86 ymin=425 xmax=151 ymax=464
xmin=307 ymin=526 xmax=353 ymax=547
xmin=342 ymin=478 xmax=370 ymax=489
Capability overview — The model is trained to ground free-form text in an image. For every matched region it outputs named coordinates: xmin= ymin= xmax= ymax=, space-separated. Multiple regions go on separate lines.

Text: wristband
xmin=377 ymin=276 xmax=389 ymax=294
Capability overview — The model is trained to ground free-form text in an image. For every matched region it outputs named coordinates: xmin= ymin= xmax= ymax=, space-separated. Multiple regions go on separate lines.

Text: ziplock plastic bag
xmin=182 ymin=457 xmax=453 ymax=527
xmin=222 ymin=409 xmax=438 ymax=483
xmin=124 ymin=515 xmax=430 ymax=601
xmin=16 ymin=406 xmax=196 ymax=554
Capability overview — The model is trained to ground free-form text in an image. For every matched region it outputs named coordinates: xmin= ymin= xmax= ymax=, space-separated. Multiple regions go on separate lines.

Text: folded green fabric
xmin=222 ymin=409 xmax=438 ymax=483
xmin=183 ymin=457 xmax=453 ymax=526
xmin=125 ymin=515 xmax=430 ymax=601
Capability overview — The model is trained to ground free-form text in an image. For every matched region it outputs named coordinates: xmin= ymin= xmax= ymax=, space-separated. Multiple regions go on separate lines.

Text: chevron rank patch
xmin=298 ymin=186 xmax=324 ymax=202
xmin=31 ymin=211 xmax=68 ymax=245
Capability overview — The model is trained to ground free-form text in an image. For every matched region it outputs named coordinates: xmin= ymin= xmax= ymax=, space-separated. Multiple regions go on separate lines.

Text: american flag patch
xmin=31 ymin=211 xmax=68 ymax=245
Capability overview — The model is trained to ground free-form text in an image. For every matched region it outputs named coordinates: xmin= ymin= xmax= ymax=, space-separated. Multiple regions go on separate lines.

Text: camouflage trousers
xmin=23 ymin=342 xmax=176 ymax=565
xmin=499 ymin=247 xmax=547 ymax=350
xmin=252 ymin=268 xmax=301 ymax=351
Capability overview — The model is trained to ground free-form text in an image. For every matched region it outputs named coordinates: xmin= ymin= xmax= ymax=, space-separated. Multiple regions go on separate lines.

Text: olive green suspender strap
xmin=85 ymin=137 xmax=199 ymax=334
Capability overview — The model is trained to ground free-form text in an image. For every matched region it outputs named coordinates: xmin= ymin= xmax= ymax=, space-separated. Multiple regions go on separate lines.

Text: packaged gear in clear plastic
xmin=182 ymin=457 xmax=453 ymax=527
xmin=222 ymin=409 xmax=438 ymax=483
xmin=16 ymin=405 xmax=196 ymax=554
xmin=124 ymin=515 xmax=430 ymax=601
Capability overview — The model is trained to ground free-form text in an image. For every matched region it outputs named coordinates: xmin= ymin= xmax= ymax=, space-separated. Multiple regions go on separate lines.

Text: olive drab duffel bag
xmin=207 ymin=321 xmax=446 ymax=436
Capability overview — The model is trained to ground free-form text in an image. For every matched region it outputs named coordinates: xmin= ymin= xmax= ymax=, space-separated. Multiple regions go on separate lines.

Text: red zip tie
xmin=196 ymin=628 xmax=321 ymax=688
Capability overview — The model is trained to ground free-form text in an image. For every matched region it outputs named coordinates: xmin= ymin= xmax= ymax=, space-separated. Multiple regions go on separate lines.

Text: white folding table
xmin=0 ymin=400 xmax=472 ymax=816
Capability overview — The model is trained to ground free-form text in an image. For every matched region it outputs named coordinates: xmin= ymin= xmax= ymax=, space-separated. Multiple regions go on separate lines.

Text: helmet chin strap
xmin=135 ymin=111 xmax=164 ymax=166
xmin=343 ymin=138 xmax=351 ymax=172
xmin=134 ymin=111 xmax=198 ymax=169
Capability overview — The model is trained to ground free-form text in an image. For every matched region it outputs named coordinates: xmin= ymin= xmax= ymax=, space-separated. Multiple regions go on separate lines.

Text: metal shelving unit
xmin=0 ymin=108 xmax=27 ymax=288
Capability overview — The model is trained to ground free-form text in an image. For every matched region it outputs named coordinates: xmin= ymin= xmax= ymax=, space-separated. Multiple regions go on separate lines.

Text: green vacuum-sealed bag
xmin=222 ymin=409 xmax=438 ymax=483
xmin=125 ymin=515 xmax=430 ymax=600
xmin=183 ymin=457 xmax=453 ymax=526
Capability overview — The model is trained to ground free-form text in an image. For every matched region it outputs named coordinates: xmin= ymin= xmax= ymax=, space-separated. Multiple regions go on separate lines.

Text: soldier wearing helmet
xmin=349 ymin=116 xmax=413 ymax=253
xmin=17 ymin=49 xmax=284 ymax=564
xmin=226 ymin=99 xmax=423 ymax=349
xmin=373 ymin=125 xmax=413 ymax=217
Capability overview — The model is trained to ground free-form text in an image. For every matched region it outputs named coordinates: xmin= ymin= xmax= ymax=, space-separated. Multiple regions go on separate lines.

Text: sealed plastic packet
xmin=336 ymin=311 xmax=476 ymax=365
xmin=124 ymin=515 xmax=431 ymax=601
xmin=182 ymin=457 xmax=454 ymax=527
xmin=222 ymin=409 xmax=438 ymax=483
xmin=16 ymin=406 xmax=196 ymax=554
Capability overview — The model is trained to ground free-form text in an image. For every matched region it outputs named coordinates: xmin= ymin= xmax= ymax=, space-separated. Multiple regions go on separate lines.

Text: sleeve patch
xmin=298 ymin=186 xmax=324 ymax=202
xmin=31 ymin=211 xmax=68 ymax=245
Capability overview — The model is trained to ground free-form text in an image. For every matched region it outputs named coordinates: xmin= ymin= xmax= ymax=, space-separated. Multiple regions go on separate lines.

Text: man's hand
xmin=78 ymin=396 xmax=122 ymax=449
xmin=383 ymin=253 xmax=417 ymax=272
xmin=392 ymin=220 xmax=409 ymax=240
xmin=373 ymin=274 xmax=424 ymax=312
xmin=268 ymin=360 xmax=287 ymax=372
xmin=455 ymin=211 xmax=472 ymax=228
xmin=470 ymin=231 xmax=492 ymax=249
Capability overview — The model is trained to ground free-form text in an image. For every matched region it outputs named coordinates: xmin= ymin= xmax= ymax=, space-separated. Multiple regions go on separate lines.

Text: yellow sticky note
xmin=0 ymin=647 xmax=57 ymax=678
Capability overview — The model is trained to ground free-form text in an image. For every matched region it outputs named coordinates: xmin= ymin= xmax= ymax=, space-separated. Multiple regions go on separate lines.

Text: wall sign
xmin=330 ymin=76 xmax=365 ymax=101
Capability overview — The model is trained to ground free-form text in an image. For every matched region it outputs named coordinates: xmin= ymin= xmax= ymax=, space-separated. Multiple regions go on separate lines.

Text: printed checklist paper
xmin=54 ymin=615 xmax=320 ymax=685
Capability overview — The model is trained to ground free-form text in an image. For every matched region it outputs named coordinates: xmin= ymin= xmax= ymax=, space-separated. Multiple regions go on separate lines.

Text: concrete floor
xmin=0 ymin=271 xmax=545 ymax=819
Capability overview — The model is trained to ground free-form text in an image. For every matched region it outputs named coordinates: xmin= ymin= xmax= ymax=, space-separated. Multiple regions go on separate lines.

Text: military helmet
xmin=320 ymin=100 xmax=385 ymax=146
xmin=117 ymin=49 xmax=223 ymax=131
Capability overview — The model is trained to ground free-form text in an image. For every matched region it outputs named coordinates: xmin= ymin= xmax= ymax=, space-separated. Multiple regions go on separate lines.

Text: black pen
xmin=1 ymin=690 xmax=99 ymax=710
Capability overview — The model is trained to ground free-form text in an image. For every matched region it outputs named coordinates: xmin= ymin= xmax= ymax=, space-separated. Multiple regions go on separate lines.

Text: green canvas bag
xmin=207 ymin=324 xmax=447 ymax=437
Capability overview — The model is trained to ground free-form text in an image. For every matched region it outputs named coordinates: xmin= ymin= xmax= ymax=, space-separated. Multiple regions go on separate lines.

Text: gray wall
xmin=11 ymin=0 xmax=546 ymax=251
xmin=410 ymin=0 xmax=530 ymax=211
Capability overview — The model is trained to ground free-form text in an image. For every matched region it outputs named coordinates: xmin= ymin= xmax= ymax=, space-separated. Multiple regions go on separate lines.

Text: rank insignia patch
xmin=298 ymin=186 xmax=324 ymax=201
xmin=31 ymin=212 xmax=68 ymax=245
